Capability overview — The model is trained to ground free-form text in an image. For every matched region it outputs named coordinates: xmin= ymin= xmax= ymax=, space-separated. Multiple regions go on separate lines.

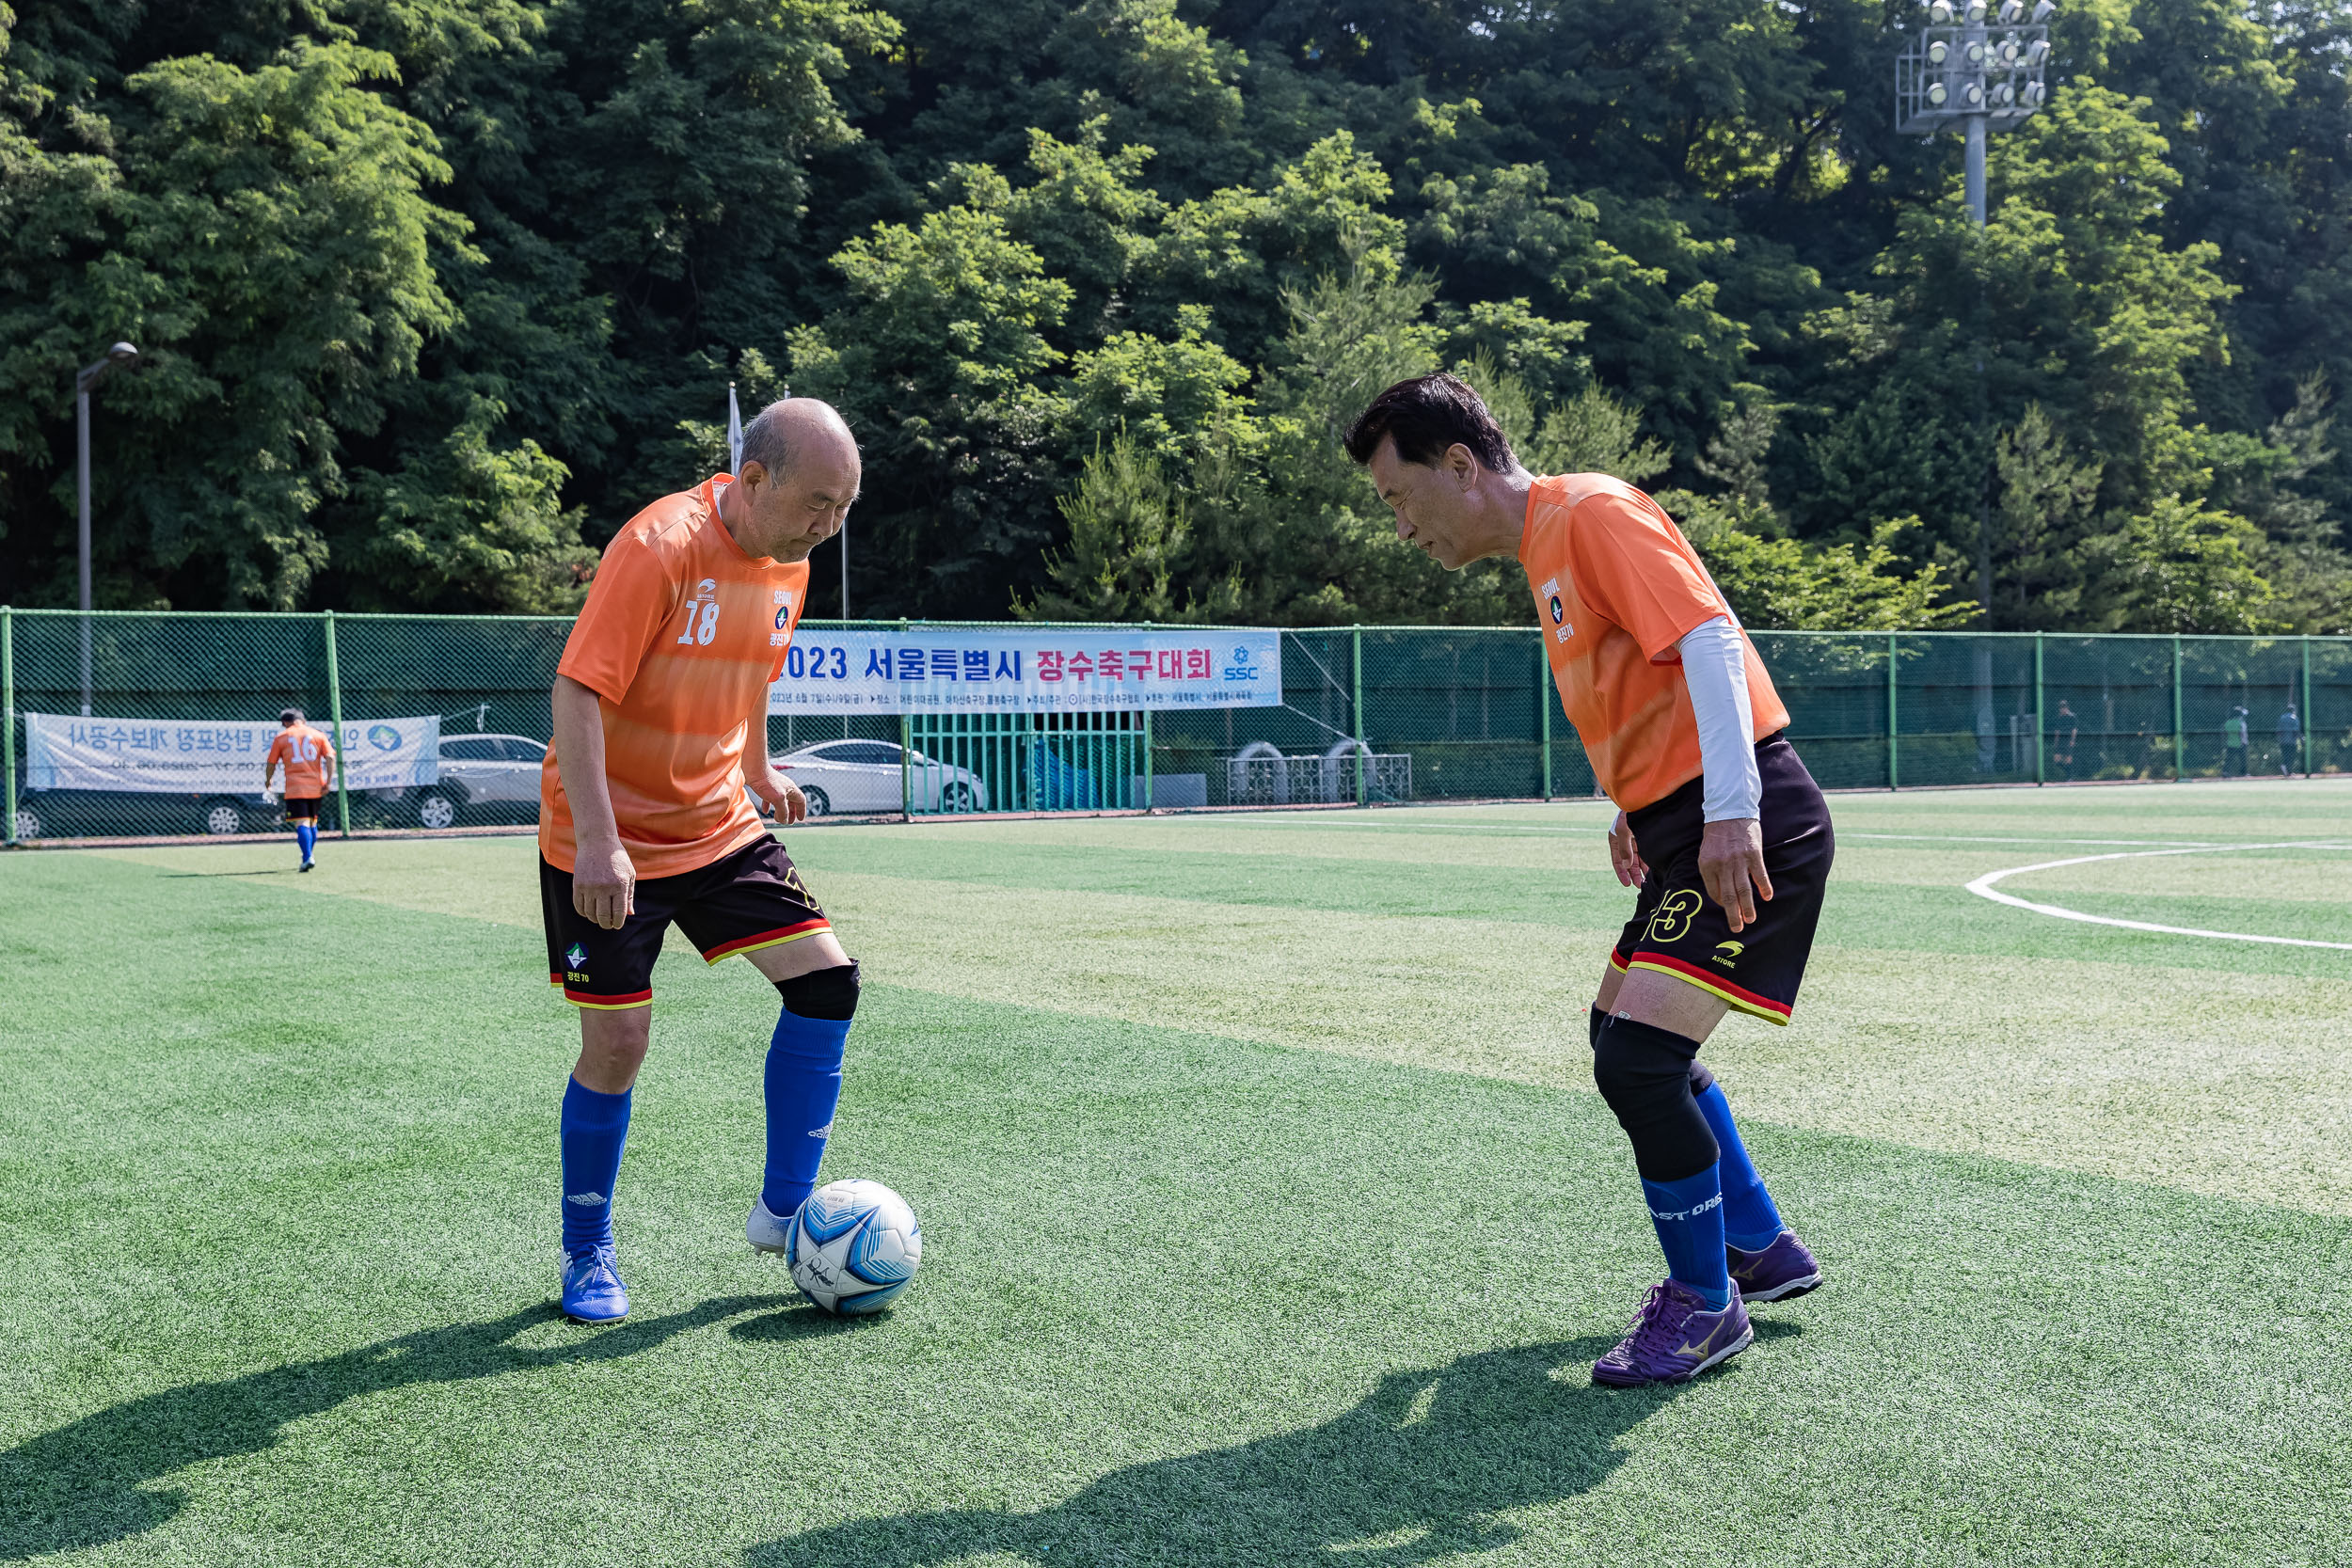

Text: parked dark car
xmin=10 ymin=785 xmax=278 ymax=841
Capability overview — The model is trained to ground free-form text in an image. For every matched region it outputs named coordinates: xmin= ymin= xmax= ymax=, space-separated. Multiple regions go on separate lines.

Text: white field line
xmin=1963 ymin=841 xmax=2352 ymax=950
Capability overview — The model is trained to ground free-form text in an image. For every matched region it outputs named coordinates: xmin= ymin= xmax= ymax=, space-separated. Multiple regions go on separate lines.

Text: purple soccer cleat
xmin=1592 ymin=1279 xmax=1753 ymax=1387
xmin=1727 ymin=1229 xmax=1822 ymax=1304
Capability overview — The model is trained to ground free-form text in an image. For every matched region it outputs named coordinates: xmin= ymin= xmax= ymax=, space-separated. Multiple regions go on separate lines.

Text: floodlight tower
xmin=1899 ymin=1 xmax=2052 ymax=768
xmin=1897 ymin=0 xmax=2055 ymax=230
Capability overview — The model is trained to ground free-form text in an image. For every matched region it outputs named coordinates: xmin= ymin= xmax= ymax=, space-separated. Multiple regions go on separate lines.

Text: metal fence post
xmin=2171 ymin=634 xmax=2185 ymax=781
xmin=1537 ymin=631 xmax=1552 ymax=800
xmin=1886 ymin=632 xmax=1900 ymax=790
xmin=2304 ymin=636 xmax=2315 ymax=776
xmin=2 ymin=606 xmax=15 ymax=847
xmin=1142 ymin=708 xmax=1155 ymax=812
xmin=899 ymin=711 xmax=913 ymax=820
xmin=323 ymin=610 xmax=353 ymax=837
xmin=2033 ymin=631 xmax=2045 ymax=784
xmin=1351 ymin=626 xmax=1367 ymax=807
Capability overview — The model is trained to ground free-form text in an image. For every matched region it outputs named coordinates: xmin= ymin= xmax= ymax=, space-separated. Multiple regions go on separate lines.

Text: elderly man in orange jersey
xmin=262 ymin=707 xmax=336 ymax=872
xmin=1345 ymin=372 xmax=1833 ymax=1387
xmin=540 ymin=399 xmax=864 ymax=1322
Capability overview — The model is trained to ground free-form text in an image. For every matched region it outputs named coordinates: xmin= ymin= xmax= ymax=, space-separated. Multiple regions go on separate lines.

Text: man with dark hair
xmin=2279 ymin=700 xmax=2301 ymax=776
xmin=1344 ymin=372 xmax=1833 ymax=1387
xmin=263 ymin=706 xmax=335 ymax=872
xmin=540 ymin=397 xmax=866 ymax=1322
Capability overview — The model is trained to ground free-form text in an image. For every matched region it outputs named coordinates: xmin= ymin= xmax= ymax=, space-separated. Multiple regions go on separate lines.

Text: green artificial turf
xmin=5 ymin=783 xmax=2350 ymax=1564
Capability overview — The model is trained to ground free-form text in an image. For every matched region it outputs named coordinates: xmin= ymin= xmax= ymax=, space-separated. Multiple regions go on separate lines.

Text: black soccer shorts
xmin=282 ymin=796 xmax=324 ymax=821
xmin=1608 ymin=734 xmax=1835 ymax=1025
xmin=541 ymin=836 xmax=831 ymax=1009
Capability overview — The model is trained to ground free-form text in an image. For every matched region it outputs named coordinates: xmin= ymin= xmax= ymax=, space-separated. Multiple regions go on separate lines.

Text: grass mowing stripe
xmin=67 ymin=837 xmax=2352 ymax=1214
xmin=2 ymin=853 xmax=2346 ymax=1565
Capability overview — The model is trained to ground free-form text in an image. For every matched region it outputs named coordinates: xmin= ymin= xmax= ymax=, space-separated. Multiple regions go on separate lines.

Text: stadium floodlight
xmin=1998 ymin=0 xmax=2026 ymax=19
xmin=1929 ymin=0 xmax=1955 ymax=21
xmin=1926 ymin=79 xmax=1949 ymax=107
xmin=2031 ymin=0 xmax=2055 ymax=18
xmin=1996 ymin=35 xmax=2022 ymax=65
xmin=1963 ymin=38 xmax=1987 ymax=65
xmin=1963 ymin=0 xmax=1987 ymax=20
xmin=2026 ymin=37 xmax=2050 ymax=64
xmin=2022 ymin=80 xmax=2046 ymax=106
xmin=1961 ymin=79 xmax=1985 ymax=107
xmin=1927 ymin=38 xmax=1950 ymax=64
xmin=1991 ymin=80 xmax=2015 ymax=106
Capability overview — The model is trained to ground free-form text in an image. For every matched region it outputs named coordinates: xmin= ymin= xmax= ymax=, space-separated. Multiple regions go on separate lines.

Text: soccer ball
xmin=787 ymin=1179 xmax=922 ymax=1314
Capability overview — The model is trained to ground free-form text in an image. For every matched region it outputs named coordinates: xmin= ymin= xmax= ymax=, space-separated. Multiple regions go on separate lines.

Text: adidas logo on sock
xmin=565 ymin=1192 xmax=607 ymax=1206
xmin=807 ymin=1121 xmax=834 ymax=1139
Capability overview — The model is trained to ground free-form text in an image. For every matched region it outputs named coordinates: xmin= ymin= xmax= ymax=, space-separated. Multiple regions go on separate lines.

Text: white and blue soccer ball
xmin=787 ymin=1179 xmax=922 ymax=1314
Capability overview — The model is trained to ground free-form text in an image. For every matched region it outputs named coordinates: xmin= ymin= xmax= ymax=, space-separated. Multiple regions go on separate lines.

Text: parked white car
xmin=773 ymin=740 xmax=990 ymax=816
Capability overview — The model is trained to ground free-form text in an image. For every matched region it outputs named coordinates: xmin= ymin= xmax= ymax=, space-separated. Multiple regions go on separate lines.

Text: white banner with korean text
xmin=24 ymin=714 xmax=441 ymax=793
xmin=769 ymin=628 xmax=1281 ymax=713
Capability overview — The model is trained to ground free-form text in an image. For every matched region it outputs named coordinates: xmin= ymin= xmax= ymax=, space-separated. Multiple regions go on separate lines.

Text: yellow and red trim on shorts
xmin=561 ymin=986 xmax=654 ymax=1010
xmin=1607 ymin=947 xmax=1631 ymax=974
xmin=702 ymin=918 xmax=831 ymax=965
xmin=1623 ymin=950 xmax=1792 ymax=1026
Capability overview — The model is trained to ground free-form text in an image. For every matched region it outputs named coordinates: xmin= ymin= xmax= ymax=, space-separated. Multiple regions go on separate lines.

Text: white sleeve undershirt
xmin=1677 ymin=614 xmax=1761 ymax=822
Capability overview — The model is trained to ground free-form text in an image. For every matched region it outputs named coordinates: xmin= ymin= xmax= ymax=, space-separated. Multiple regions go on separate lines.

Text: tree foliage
xmin=7 ymin=0 xmax=2352 ymax=631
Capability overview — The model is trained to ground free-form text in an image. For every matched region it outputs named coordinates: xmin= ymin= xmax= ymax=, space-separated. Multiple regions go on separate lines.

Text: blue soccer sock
xmin=761 ymin=1004 xmax=850 ymax=1219
xmin=1641 ymin=1165 xmax=1731 ymax=1308
xmin=1695 ymin=1082 xmax=1785 ymax=1252
xmin=560 ymin=1077 xmax=631 ymax=1254
xmin=294 ymin=822 xmax=316 ymax=860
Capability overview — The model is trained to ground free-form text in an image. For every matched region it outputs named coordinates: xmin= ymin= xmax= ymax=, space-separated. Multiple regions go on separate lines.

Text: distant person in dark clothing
xmin=2279 ymin=702 xmax=2302 ymax=776
xmin=2050 ymin=701 xmax=2079 ymax=780
xmin=2223 ymin=706 xmax=2249 ymax=777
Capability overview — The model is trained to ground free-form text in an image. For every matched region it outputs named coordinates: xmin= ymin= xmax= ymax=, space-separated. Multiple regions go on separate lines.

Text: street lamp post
xmin=74 ymin=341 xmax=140 ymax=716
xmin=1898 ymin=2 xmax=2052 ymax=767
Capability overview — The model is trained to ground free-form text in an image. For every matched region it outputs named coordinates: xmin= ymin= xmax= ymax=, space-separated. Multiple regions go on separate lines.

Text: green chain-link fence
xmin=5 ymin=608 xmax=2347 ymax=844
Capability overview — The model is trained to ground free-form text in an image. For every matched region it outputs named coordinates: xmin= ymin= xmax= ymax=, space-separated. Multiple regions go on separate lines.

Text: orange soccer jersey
xmin=265 ymin=724 xmax=337 ymax=796
xmin=1522 ymin=473 xmax=1789 ymax=813
xmin=539 ymin=476 xmax=810 ymax=879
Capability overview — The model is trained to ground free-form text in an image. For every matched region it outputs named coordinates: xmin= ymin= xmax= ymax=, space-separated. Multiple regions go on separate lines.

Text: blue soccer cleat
xmin=561 ymin=1245 xmax=628 ymax=1322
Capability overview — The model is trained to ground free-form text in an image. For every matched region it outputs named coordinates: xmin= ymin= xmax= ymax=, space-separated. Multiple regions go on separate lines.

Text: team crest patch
xmin=775 ymin=604 xmax=790 ymax=630
xmin=565 ymin=942 xmax=587 ymax=969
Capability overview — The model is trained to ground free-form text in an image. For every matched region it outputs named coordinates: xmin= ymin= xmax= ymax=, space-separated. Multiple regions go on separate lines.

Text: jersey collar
xmin=702 ymin=474 xmax=778 ymax=567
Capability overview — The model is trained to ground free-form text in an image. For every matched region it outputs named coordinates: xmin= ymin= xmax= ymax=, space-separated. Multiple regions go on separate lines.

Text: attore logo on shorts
xmin=565 ymin=942 xmax=587 ymax=969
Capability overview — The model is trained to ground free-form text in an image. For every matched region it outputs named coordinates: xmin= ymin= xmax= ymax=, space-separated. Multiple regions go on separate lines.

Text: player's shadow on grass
xmin=749 ymin=1322 xmax=1800 ymax=1568
xmin=0 ymin=1293 xmax=788 ymax=1561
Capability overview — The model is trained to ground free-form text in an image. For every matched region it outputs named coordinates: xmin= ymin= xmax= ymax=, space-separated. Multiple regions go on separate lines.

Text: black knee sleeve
xmin=1592 ymin=1014 xmax=1720 ymax=1182
xmin=775 ymin=958 xmax=860 ymax=1021
xmin=1689 ymin=1058 xmax=1715 ymax=1098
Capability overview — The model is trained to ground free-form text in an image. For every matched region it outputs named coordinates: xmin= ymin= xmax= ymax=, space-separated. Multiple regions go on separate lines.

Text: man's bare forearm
xmin=551 ymin=674 xmax=623 ymax=846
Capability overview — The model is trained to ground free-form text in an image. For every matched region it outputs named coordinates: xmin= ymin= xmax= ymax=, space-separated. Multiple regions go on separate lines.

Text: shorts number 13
xmin=1645 ymin=889 xmax=1702 ymax=944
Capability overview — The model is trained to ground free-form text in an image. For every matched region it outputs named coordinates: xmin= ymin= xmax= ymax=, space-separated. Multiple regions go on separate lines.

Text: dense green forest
xmin=6 ymin=0 xmax=2352 ymax=631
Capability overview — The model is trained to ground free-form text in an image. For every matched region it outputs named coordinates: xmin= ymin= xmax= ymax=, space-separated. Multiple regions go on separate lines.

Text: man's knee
xmin=775 ymin=958 xmax=860 ymax=1022
xmin=1592 ymin=1014 xmax=1720 ymax=1181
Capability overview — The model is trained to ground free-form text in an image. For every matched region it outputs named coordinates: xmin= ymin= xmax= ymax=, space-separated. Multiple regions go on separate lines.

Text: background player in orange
xmin=541 ymin=398 xmax=864 ymax=1322
xmin=262 ymin=707 xmax=336 ymax=872
xmin=1344 ymin=372 xmax=1833 ymax=1387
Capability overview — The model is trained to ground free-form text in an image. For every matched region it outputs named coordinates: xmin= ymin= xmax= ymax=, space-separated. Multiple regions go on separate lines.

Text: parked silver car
xmin=773 ymin=740 xmax=989 ymax=816
xmin=365 ymin=731 xmax=547 ymax=829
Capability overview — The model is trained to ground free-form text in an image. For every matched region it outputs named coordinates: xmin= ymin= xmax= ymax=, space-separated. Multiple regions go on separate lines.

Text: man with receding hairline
xmin=1343 ymin=372 xmax=1834 ymax=1387
xmin=539 ymin=397 xmax=867 ymax=1321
